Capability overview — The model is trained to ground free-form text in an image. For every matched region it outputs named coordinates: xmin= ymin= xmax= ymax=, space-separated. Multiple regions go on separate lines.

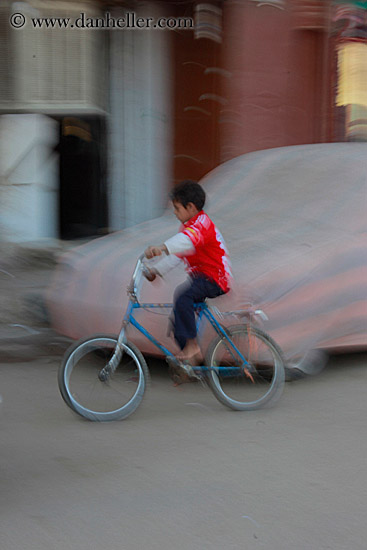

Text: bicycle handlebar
xmin=128 ymin=252 xmax=151 ymax=299
xmin=131 ymin=252 xmax=146 ymax=279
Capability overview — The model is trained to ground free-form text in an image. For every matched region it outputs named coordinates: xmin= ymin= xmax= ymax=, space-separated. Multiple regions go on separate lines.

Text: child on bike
xmin=144 ymin=180 xmax=232 ymax=366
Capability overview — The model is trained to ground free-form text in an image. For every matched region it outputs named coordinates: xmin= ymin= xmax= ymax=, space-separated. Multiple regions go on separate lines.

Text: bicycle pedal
xmin=168 ymin=365 xmax=190 ymax=385
xmin=182 ymin=361 xmax=203 ymax=383
xmin=166 ymin=356 xmax=197 ymax=384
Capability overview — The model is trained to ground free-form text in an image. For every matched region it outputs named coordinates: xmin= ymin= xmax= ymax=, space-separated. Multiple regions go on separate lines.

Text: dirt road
xmin=1 ymin=352 xmax=367 ymax=550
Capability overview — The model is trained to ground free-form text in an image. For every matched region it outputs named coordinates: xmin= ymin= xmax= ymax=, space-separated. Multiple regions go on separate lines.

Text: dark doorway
xmin=56 ymin=116 xmax=108 ymax=240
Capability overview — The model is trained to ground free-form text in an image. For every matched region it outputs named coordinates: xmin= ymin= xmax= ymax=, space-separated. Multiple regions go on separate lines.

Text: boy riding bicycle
xmin=144 ymin=180 xmax=232 ymax=366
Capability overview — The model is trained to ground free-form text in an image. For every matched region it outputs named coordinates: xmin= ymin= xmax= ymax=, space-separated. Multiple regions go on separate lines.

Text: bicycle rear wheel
xmin=58 ymin=334 xmax=149 ymax=421
xmin=206 ymin=324 xmax=285 ymax=411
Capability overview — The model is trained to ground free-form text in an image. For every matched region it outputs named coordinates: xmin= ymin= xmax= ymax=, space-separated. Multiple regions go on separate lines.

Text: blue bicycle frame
xmin=123 ymin=300 xmax=252 ymax=376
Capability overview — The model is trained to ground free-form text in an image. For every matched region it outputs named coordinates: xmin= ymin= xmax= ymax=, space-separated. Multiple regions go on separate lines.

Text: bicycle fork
xmin=98 ymin=323 xmax=127 ymax=382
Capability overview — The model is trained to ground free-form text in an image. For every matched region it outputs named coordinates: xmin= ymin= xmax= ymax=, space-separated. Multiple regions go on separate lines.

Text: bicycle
xmin=58 ymin=253 xmax=286 ymax=421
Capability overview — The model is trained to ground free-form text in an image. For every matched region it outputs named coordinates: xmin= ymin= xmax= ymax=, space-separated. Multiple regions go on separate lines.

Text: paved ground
xmin=1 ymin=351 xmax=367 ymax=550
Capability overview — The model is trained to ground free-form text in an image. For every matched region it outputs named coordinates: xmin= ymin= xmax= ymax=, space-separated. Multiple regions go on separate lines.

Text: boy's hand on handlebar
xmin=144 ymin=244 xmax=168 ymax=259
xmin=143 ymin=244 xmax=168 ymax=281
xmin=143 ymin=267 xmax=157 ymax=282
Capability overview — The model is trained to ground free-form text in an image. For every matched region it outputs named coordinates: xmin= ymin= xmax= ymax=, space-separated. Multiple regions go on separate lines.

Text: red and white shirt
xmin=157 ymin=211 xmax=232 ymax=292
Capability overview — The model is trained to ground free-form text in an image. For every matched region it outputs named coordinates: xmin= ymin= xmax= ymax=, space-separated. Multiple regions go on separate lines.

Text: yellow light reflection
xmin=337 ymin=42 xmax=367 ymax=107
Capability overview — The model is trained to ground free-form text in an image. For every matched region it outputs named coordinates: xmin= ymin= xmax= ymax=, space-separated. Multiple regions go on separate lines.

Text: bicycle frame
xmin=124 ymin=301 xmax=251 ymax=375
xmin=114 ymin=254 xmax=252 ymax=376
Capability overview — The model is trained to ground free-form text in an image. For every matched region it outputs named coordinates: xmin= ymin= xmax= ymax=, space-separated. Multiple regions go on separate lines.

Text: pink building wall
xmin=220 ymin=1 xmax=330 ymax=161
xmin=173 ymin=1 xmax=332 ymax=181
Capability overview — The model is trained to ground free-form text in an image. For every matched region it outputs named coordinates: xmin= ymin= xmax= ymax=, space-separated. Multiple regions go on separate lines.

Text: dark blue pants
xmin=173 ymin=274 xmax=225 ymax=350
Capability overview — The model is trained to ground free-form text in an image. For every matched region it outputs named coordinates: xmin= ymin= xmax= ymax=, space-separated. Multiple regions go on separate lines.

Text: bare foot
xmin=177 ymin=340 xmax=202 ymax=364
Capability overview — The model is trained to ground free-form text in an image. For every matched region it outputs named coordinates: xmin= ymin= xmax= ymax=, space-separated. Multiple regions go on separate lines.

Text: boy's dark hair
xmin=170 ymin=180 xmax=206 ymax=210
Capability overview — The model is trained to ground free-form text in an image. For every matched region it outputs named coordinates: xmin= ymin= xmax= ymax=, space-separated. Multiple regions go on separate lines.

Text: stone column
xmin=108 ymin=2 xmax=173 ymax=230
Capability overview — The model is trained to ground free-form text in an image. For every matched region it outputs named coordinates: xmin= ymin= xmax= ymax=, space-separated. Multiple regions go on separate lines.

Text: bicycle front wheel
xmin=206 ymin=325 xmax=285 ymax=411
xmin=58 ymin=334 xmax=149 ymax=421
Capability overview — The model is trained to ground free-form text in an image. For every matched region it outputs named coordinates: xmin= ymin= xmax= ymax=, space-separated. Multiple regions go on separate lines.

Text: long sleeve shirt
xmin=155 ymin=210 xmax=232 ymax=292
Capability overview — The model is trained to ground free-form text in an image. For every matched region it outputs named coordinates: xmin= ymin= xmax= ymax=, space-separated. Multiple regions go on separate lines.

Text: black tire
xmin=58 ymin=334 xmax=149 ymax=421
xmin=205 ymin=324 xmax=285 ymax=411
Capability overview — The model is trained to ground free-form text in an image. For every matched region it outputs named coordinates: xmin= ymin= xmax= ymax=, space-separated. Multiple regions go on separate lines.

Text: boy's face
xmin=172 ymin=200 xmax=199 ymax=223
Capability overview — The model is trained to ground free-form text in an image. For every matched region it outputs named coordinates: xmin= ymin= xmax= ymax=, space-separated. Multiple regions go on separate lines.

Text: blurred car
xmin=46 ymin=143 xmax=367 ymax=370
